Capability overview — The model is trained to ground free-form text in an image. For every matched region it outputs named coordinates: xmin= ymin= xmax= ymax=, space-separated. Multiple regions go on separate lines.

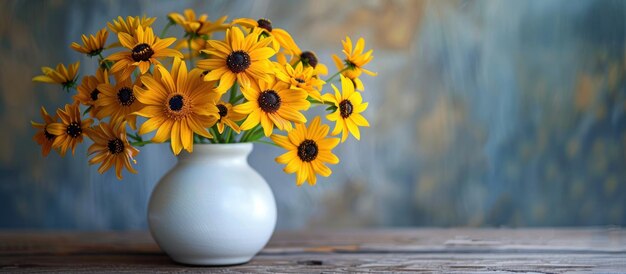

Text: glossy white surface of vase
xmin=147 ymin=143 xmax=277 ymax=266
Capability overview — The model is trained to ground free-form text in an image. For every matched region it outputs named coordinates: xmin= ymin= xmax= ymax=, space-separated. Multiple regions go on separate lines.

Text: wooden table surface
xmin=1 ymin=228 xmax=625 ymax=273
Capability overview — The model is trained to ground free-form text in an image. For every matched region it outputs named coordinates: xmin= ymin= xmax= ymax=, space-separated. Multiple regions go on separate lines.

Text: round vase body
xmin=148 ymin=143 xmax=276 ymax=265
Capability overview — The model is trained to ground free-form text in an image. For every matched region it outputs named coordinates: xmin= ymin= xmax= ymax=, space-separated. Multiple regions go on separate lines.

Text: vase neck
xmin=177 ymin=143 xmax=253 ymax=163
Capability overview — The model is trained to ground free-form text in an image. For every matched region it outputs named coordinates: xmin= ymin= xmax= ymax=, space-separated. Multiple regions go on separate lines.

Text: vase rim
xmin=177 ymin=142 xmax=253 ymax=161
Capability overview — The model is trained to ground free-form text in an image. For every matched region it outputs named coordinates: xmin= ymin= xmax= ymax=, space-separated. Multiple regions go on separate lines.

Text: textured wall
xmin=1 ymin=0 xmax=625 ymax=230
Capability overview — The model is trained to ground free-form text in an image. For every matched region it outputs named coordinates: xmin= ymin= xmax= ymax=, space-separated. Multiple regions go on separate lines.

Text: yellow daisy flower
xmin=31 ymin=106 xmax=59 ymax=157
xmin=215 ymin=101 xmax=245 ymax=134
xmin=322 ymin=75 xmax=370 ymax=142
xmin=169 ymin=10 xmax=229 ymax=59
xmin=234 ymin=78 xmax=310 ymax=137
xmin=73 ymin=68 xmax=109 ymax=119
xmin=107 ymin=15 xmax=156 ymax=36
xmin=271 ymin=116 xmax=340 ymax=186
xmin=47 ymin=103 xmax=93 ymax=156
xmin=96 ymin=74 xmax=144 ymax=129
xmin=168 ymin=9 xmax=229 ymax=37
xmin=278 ymin=49 xmax=329 ymax=76
xmin=107 ymin=26 xmax=183 ymax=80
xmin=197 ymin=27 xmax=275 ymax=94
xmin=71 ymin=28 xmax=108 ymax=57
xmin=232 ymin=18 xmax=300 ymax=55
xmin=332 ymin=36 xmax=376 ymax=91
xmin=275 ymin=62 xmax=325 ymax=101
xmin=86 ymin=121 xmax=139 ymax=180
xmin=32 ymin=62 xmax=80 ymax=89
xmin=134 ymin=57 xmax=220 ymax=155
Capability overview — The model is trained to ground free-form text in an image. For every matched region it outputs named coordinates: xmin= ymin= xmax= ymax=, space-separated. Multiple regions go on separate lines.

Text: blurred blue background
xmin=1 ymin=0 xmax=625 ymax=230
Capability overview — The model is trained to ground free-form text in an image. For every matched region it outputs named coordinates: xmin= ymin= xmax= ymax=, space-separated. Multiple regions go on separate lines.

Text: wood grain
xmin=0 ymin=228 xmax=625 ymax=273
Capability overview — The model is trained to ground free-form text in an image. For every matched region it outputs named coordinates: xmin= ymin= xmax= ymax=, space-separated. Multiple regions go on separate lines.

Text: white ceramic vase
xmin=147 ymin=143 xmax=277 ymax=266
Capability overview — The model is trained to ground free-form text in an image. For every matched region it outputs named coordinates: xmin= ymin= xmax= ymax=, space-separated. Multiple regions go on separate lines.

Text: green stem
xmin=228 ymin=82 xmax=238 ymax=103
xmin=239 ymin=124 xmax=259 ymax=142
xmin=210 ymin=127 xmax=222 ymax=143
xmin=130 ymin=140 xmax=152 ymax=147
xmin=231 ymin=94 xmax=245 ymax=104
xmin=325 ymin=67 xmax=348 ymax=83
xmin=187 ymin=38 xmax=194 ymax=67
xmin=127 ymin=133 xmax=141 ymax=142
xmin=307 ymin=97 xmax=335 ymax=106
xmin=307 ymin=98 xmax=323 ymax=104
xmin=224 ymin=127 xmax=233 ymax=143
xmin=160 ymin=22 xmax=173 ymax=38
xmin=242 ymin=125 xmax=264 ymax=143
xmin=98 ymin=53 xmax=112 ymax=71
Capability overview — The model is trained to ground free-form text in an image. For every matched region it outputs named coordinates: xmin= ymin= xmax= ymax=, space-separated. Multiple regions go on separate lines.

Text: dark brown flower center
xmin=168 ymin=95 xmax=184 ymax=111
xmin=107 ymin=138 xmax=124 ymax=154
xmin=257 ymin=18 xmax=273 ymax=32
xmin=300 ymin=51 xmax=318 ymax=67
xmin=297 ymin=139 xmax=318 ymax=162
xmin=66 ymin=122 xmax=82 ymax=138
xmin=226 ymin=50 xmax=251 ymax=73
xmin=339 ymin=99 xmax=353 ymax=118
xmin=90 ymin=88 xmax=100 ymax=101
xmin=131 ymin=43 xmax=154 ymax=62
xmin=345 ymin=60 xmax=357 ymax=69
xmin=217 ymin=104 xmax=228 ymax=118
xmin=44 ymin=129 xmax=55 ymax=140
xmin=258 ymin=90 xmax=281 ymax=113
xmin=295 ymin=78 xmax=305 ymax=84
xmin=117 ymin=87 xmax=135 ymax=106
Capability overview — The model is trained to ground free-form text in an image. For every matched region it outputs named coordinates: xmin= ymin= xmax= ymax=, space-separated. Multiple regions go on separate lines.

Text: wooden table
xmin=1 ymin=228 xmax=625 ymax=273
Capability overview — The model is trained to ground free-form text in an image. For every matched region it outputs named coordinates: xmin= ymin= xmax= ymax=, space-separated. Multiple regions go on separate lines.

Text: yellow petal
xmin=270 ymin=134 xmax=295 ymax=149
xmin=139 ymin=116 xmax=165 ymax=135
xmin=152 ymin=120 xmax=173 ymax=143
xmin=276 ymin=150 xmax=297 ymax=164
xmin=249 ymin=47 xmax=275 ymax=61
xmin=180 ymin=119 xmax=193 ymax=153
xmin=170 ymin=121 xmax=182 ymax=155
xmin=317 ymin=151 xmax=339 ymax=164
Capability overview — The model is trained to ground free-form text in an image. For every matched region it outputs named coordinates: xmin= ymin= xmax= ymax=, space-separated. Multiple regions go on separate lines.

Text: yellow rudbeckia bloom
xmin=31 ymin=106 xmax=59 ymax=157
xmin=32 ymin=62 xmax=80 ymax=89
xmin=168 ymin=9 xmax=229 ymax=37
xmin=134 ymin=57 xmax=220 ymax=155
xmin=271 ymin=116 xmax=340 ymax=186
xmin=322 ymin=75 xmax=370 ymax=142
xmin=107 ymin=26 xmax=183 ymax=80
xmin=96 ymin=74 xmax=144 ymax=129
xmin=107 ymin=15 xmax=156 ymax=36
xmin=197 ymin=27 xmax=275 ymax=94
xmin=277 ymin=49 xmax=329 ymax=77
xmin=232 ymin=18 xmax=300 ymax=55
xmin=47 ymin=103 xmax=93 ymax=156
xmin=86 ymin=121 xmax=139 ymax=180
xmin=332 ymin=36 xmax=377 ymax=91
xmin=215 ymin=101 xmax=245 ymax=134
xmin=234 ymin=78 xmax=310 ymax=137
xmin=168 ymin=9 xmax=229 ymax=59
xmin=275 ymin=62 xmax=325 ymax=101
xmin=71 ymin=28 xmax=108 ymax=57
xmin=73 ymin=68 xmax=109 ymax=119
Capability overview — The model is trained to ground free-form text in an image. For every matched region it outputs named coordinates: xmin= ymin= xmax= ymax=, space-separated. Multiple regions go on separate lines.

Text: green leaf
xmin=82 ymin=105 xmax=92 ymax=116
xmin=246 ymin=128 xmax=265 ymax=142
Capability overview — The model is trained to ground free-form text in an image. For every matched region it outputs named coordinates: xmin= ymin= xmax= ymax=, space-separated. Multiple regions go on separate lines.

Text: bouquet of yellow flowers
xmin=31 ymin=10 xmax=376 ymax=186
